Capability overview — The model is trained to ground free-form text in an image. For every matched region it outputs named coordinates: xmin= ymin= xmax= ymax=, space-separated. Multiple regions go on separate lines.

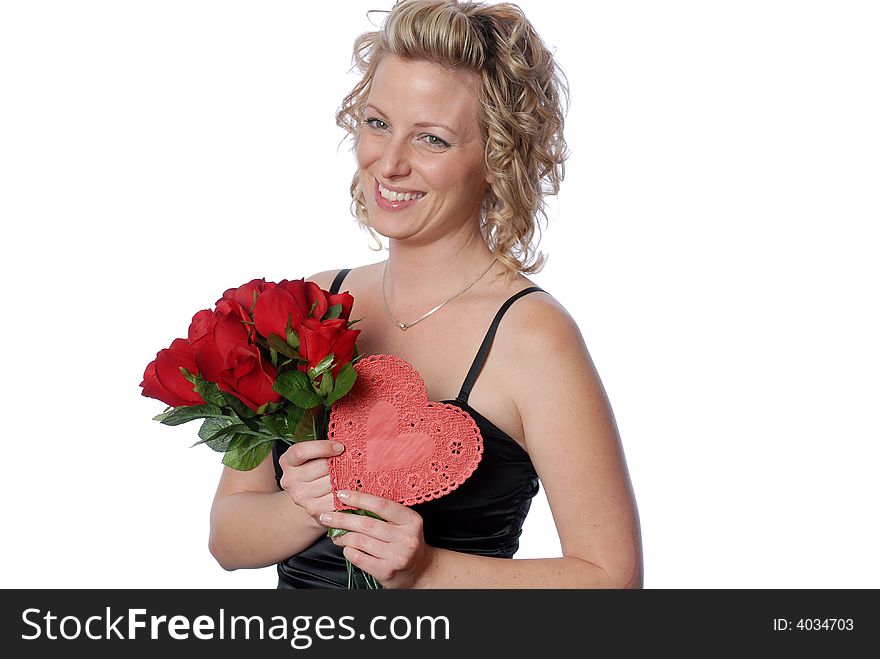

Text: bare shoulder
xmin=305 ymin=268 xmax=346 ymax=291
xmin=492 ymin=285 xmax=606 ymax=438
xmin=495 ymin=285 xmax=587 ymax=360
xmin=307 ymin=262 xmax=382 ymax=292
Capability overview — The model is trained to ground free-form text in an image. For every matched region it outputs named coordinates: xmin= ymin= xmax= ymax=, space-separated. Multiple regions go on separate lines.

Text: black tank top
xmin=272 ymin=268 xmax=544 ymax=588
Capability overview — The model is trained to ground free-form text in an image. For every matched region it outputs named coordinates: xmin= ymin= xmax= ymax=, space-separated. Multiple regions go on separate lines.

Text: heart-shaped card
xmin=327 ymin=354 xmax=483 ymax=510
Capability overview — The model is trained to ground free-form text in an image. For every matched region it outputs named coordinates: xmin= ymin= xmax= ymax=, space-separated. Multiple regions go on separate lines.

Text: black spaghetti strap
xmin=329 ymin=268 xmax=351 ymax=295
xmin=457 ymin=286 xmax=545 ymax=404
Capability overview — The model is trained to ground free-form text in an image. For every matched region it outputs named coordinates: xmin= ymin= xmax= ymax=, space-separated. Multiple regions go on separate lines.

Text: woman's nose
xmin=379 ymin=137 xmax=411 ymax=179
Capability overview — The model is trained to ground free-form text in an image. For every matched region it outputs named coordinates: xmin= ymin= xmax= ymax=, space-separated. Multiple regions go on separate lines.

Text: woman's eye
xmin=365 ymin=117 xmax=388 ymax=130
xmin=422 ymin=134 xmax=450 ymax=148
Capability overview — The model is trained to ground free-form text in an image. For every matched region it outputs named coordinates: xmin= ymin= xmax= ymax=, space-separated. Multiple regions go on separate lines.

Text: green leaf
xmin=197 ymin=416 xmax=235 ymax=439
xmin=222 ymin=434 xmax=275 ymax=471
xmin=274 ymin=369 xmax=322 ymax=408
xmin=318 ymin=371 xmax=334 ymax=397
xmin=323 ymin=303 xmax=343 ymax=320
xmin=325 ymin=362 xmax=357 ymax=406
xmin=292 ymin=406 xmax=320 ymax=441
xmin=286 ymin=404 xmax=304 ymax=431
xmin=191 ymin=375 xmax=226 ymax=408
xmin=192 ymin=422 xmax=267 ymax=451
xmin=286 ymin=327 xmax=300 ymax=350
xmin=212 ymin=423 xmax=268 ymax=438
xmin=193 ymin=417 xmax=237 ymax=452
xmin=153 ymin=403 xmax=222 ymax=426
xmin=268 ymin=334 xmax=301 ymax=360
xmin=262 ymin=413 xmax=288 ymax=438
xmin=307 ymin=353 xmax=335 ymax=380
xmin=221 ymin=391 xmax=254 ymax=419
xmin=152 ymin=405 xmax=174 ymax=420
xmin=308 ymin=299 xmax=319 ymax=317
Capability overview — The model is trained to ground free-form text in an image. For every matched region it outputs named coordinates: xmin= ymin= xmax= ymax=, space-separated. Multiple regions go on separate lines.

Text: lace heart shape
xmin=328 ymin=354 xmax=483 ymax=509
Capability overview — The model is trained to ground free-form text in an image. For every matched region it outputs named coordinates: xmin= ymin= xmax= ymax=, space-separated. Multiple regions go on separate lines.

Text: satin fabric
xmin=271 ymin=399 xmax=539 ymax=589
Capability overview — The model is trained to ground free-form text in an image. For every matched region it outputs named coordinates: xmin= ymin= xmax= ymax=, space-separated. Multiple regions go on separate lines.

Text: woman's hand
xmin=319 ymin=490 xmax=434 ymax=589
xmin=278 ymin=440 xmax=344 ymax=531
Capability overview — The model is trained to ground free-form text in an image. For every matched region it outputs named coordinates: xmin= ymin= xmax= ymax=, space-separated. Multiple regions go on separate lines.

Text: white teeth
xmin=378 ymin=182 xmax=424 ymax=203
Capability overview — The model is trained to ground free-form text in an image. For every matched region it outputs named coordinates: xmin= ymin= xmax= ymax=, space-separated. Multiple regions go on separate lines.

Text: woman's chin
xmin=366 ymin=212 xmax=420 ymax=241
xmin=366 ymin=222 xmax=411 ymax=242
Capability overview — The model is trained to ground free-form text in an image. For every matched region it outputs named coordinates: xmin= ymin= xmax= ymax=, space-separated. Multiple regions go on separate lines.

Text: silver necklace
xmin=381 ymin=258 xmax=497 ymax=331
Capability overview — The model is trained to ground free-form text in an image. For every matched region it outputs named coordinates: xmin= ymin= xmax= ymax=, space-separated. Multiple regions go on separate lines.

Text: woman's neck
xmin=383 ymin=228 xmax=497 ymax=302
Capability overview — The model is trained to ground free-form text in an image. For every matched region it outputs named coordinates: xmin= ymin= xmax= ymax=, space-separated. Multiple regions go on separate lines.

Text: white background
xmin=1 ymin=1 xmax=877 ymax=589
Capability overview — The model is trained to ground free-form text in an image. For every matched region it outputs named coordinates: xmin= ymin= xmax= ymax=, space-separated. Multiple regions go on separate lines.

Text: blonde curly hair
xmin=336 ymin=0 xmax=569 ymax=274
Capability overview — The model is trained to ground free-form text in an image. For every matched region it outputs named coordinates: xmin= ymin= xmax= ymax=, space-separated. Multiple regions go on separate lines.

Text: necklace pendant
xmin=398 ymin=321 xmax=408 ymax=330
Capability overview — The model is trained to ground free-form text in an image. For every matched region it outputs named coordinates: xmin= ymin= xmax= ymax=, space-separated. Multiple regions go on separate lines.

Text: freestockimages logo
xmin=20 ymin=607 xmax=451 ymax=649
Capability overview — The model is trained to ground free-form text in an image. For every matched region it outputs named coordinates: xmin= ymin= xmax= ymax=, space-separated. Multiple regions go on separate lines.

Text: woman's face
xmin=356 ymin=55 xmax=489 ymax=245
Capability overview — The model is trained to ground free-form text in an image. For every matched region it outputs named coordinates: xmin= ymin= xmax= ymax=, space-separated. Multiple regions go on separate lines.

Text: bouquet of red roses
xmin=140 ymin=277 xmax=360 ymax=470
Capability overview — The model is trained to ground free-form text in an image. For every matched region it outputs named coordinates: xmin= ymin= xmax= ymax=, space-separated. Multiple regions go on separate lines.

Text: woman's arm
xmin=208 ymin=454 xmax=325 ymax=570
xmin=420 ymin=300 xmax=641 ymax=587
xmin=326 ymin=295 xmax=643 ymax=588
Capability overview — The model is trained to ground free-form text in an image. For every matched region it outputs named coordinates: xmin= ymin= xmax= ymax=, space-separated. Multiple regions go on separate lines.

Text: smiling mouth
xmin=376 ymin=180 xmax=426 ymax=203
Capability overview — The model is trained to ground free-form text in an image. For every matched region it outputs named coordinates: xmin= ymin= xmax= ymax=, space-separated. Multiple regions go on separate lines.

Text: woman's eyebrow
xmin=365 ymin=103 xmax=388 ymax=117
xmin=366 ymin=104 xmax=459 ymax=136
xmin=414 ymin=120 xmax=458 ymax=135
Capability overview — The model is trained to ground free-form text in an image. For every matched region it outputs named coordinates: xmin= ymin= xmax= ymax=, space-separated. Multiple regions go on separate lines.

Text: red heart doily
xmin=327 ymin=354 xmax=483 ymax=510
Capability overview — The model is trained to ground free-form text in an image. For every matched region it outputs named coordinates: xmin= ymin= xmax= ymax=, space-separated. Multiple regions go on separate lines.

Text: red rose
xmin=212 ymin=343 xmax=280 ymax=411
xmin=218 ymin=278 xmax=276 ymax=313
xmin=195 ymin=304 xmax=281 ymax=410
xmin=279 ymin=279 xmax=329 ymax=321
xmin=253 ymin=278 xmax=349 ymax=341
xmin=298 ymin=318 xmax=360 ymax=377
xmin=252 ymin=287 xmax=309 ymax=342
xmin=327 ymin=291 xmax=354 ymax=322
xmin=140 ymin=338 xmax=204 ymax=407
xmin=187 ymin=309 xmax=215 ymax=351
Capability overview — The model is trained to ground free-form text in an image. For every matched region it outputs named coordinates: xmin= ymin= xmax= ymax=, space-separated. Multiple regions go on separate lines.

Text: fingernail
xmin=332 ymin=443 xmax=344 ymax=453
xmin=338 ymin=490 xmax=350 ymax=500
xmin=319 ymin=513 xmax=333 ymax=524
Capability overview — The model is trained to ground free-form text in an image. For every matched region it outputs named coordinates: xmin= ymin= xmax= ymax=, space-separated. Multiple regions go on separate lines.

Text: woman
xmin=209 ymin=0 xmax=642 ymax=588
